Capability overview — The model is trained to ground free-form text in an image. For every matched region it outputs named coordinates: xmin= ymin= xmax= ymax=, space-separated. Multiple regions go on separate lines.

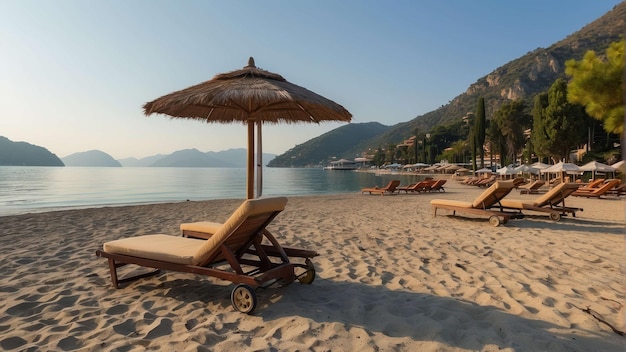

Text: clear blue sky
xmin=1 ymin=0 xmax=622 ymax=159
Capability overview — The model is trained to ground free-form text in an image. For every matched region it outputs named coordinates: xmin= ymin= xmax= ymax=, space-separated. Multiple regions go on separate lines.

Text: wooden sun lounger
xmin=430 ymin=180 xmax=516 ymax=226
xmin=361 ymin=179 xmax=401 ymax=195
xmin=474 ymin=176 xmax=496 ymax=187
xmin=499 ymin=183 xmax=583 ymax=221
xmin=572 ymin=179 xmax=621 ymax=198
xmin=96 ymin=197 xmax=318 ymax=314
xmin=427 ymin=179 xmax=447 ymax=192
xmin=606 ymin=183 xmax=626 ymax=196
xmin=577 ymin=178 xmax=606 ymax=191
xmin=518 ymin=180 xmax=545 ymax=194
xmin=397 ymin=179 xmax=435 ymax=193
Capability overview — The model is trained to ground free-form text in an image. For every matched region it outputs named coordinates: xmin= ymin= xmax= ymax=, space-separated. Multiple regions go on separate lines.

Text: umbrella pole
xmin=247 ymin=120 xmax=255 ymax=199
xmin=256 ymin=120 xmax=263 ymax=197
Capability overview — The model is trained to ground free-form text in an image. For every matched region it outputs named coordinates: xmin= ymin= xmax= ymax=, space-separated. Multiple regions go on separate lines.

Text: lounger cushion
xmin=180 ymin=221 xmax=223 ymax=235
xmin=499 ymin=199 xmax=527 ymax=208
xmin=533 ymin=183 xmax=579 ymax=206
xmin=194 ymin=197 xmax=288 ymax=264
xmin=471 ymin=181 xmax=514 ymax=208
xmin=430 ymin=199 xmax=473 ymax=208
xmin=103 ymin=234 xmax=204 ymax=265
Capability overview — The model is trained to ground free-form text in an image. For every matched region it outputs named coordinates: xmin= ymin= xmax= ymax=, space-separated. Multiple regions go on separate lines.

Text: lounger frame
xmin=96 ymin=199 xmax=318 ymax=313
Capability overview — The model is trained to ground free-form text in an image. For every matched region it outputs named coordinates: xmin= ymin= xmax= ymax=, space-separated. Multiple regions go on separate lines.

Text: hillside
xmin=0 ymin=136 xmax=64 ymax=166
xmin=274 ymin=2 xmax=625 ymax=165
xmin=148 ymin=148 xmax=276 ymax=167
xmin=268 ymin=122 xmax=391 ymax=167
xmin=118 ymin=154 xmax=167 ymax=167
xmin=62 ymin=150 xmax=122 ymax=167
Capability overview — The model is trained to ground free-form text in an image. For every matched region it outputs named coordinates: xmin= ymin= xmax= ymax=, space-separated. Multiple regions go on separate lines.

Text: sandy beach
xmin=0 ymin=181 xmax=624 ymax=351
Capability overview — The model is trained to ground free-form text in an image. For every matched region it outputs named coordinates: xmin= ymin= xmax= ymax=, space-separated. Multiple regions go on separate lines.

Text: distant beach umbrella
xmin=611 ymin=160 xmax=625 ymax=173
xmin=541 ymin=161 xmax=581 ymax=181
xmin=475 ymin=167 xmax=493 ymax=174
xmin=579 ymin=160 xmax=616 ymax=180
xmin=514 ymin=164 xmax=540 ymax=175
xmin=530 ymin=162 xmax=550 ymax=170
xmin=144 ymin=57 xmax=352 ymax=199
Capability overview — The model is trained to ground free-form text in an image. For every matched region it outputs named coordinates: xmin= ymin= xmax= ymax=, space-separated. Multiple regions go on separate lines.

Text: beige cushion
xmin=471 ymin=181 xmax=514 ymax=208
xmin=194 ymin=197 xmax=287 ymax=264
xmin=430 ymin=199 xmax=473 ymax=208
xmin=180 ymin=221 xmax=223 ymax=234
xmin=499 ymin=199 xmax=527 ymax=208
xmin=103 ymin=234 xmax=204 ymax=265
xmin=532 ymin=183 xmax=580 ymax=206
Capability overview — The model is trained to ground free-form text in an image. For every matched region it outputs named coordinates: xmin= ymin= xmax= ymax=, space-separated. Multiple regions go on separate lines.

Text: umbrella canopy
xmin=144 ymin=57 xmax=352 ymax=199
xmin=579 ymin=160 xmax=616 ymax=173
xmin=541 ymin=161 xmax=581 ymax=173
xmin=514 ymin=164 xmax=540 ymax=175
xmin=475 ymin=167 xmax=493 ymax=174
xmin=611 ymin=160 xmax=625 ymax=173
xmin=541 ymin=161 xmax=581 ymax=181
xmin=530 ymin=162 xmax=550 ymax=170
xmin=443 ymin=164 xmax=461 ymax=171
xmin=496 ymin=165 xmax=517 ymax=176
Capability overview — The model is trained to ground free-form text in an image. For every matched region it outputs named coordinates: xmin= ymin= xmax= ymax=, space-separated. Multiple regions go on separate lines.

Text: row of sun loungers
xmin=361 ymin=179 xmax=447 ymax=195
xmin=431 ymin=177 xmax=625 ymax=226
xmin=431 ymin=181 xmax=585 ymax=226
xmin=571 ymin=179 xmax=621 ymax=198
xmin=397 ymin=179 xmax=447 ymax=193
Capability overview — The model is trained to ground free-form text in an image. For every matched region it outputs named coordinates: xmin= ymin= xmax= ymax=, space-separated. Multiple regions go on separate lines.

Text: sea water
xmin=0 ymin=166 xmax=422 ymax=216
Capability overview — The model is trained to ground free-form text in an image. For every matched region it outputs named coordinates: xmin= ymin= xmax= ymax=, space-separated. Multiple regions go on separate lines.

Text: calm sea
xmin=0 ymin=167 xmax=423 ymax=216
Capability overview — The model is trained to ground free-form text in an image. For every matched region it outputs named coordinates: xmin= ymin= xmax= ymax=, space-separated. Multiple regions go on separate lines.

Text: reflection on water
xmin=0 ymin=167 xmax=424 ymax=216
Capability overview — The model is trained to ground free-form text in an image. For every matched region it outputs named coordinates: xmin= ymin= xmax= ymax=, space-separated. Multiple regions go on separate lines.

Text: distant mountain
xmin=118 ymin=154 xmax=167 ymax=167
xmin=146 ymin=148 xmax=276 ymax=167
xmin=62 ymin=150 xmax=122 ymax=167
xmin=268 ymin=122 xmax=391 ymax=167
xmin=273 ymin=2 xmax=625 ymax=163
xmin=0 ymin=136 xmax=64 ymax=166
xmin=151 ymin=148 xmax=234 ymax=167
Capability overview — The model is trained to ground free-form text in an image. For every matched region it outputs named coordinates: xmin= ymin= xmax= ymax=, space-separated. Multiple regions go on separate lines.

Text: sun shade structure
xmin=143 ymin=57 xmax=352 ymax=199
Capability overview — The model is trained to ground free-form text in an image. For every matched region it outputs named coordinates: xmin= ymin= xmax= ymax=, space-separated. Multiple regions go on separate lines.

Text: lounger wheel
xmin=549 ymin=212 xmax=561 ymax=221
xmin=231 ymin=284 xmax=257 ymax=314
xmin=297 ymin=258 xmax=316 ymax=284
xmin=488 ymin=215 xmax=501 ymax=227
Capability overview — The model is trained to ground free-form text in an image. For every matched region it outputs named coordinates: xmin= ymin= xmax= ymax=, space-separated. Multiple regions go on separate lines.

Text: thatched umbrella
xmin=143 ymin=57 xmax=352 ymax=199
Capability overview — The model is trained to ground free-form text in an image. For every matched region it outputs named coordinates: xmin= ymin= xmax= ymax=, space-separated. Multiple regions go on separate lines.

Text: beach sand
xmin=0 ymin=182 xmax=624 ymax=351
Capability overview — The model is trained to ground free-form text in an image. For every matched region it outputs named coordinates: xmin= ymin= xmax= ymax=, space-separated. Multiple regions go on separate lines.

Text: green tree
xmin=493 ymin=101 xmax=529 ymax=165
xmin=487 ymin=119 xmax=504 ymax=167
xmin=443 ymin=140 xmax=468 ymax=163
xmin=372 ymin=147 xmax=385 ymax=167
xmin=565 ymin=39 xmax=624 ymax=135
xmin=531 ymin=79 xmax=586 ymax=162
xmin=474 ymin=97 xmax=487 ymax=169
xmin=470 ymin=127 xmax=477 ymax=170
xmin=412 ymin=128 xmax=419 ymax=164
xmin=531 ymin=92 xmax=550 ymax=162
xmin=385 ymin=143 xmax=397 ymax=164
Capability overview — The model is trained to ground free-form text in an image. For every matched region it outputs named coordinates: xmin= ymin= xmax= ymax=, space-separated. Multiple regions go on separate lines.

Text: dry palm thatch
xmin=143 ymin=57 xmax=352 ymax=199
xmin=143 ymin=57 xmax=352 ymax=124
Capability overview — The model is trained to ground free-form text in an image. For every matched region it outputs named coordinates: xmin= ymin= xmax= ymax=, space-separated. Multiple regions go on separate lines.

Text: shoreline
xmin=1 ymin=185 xmax=624 ymax=351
